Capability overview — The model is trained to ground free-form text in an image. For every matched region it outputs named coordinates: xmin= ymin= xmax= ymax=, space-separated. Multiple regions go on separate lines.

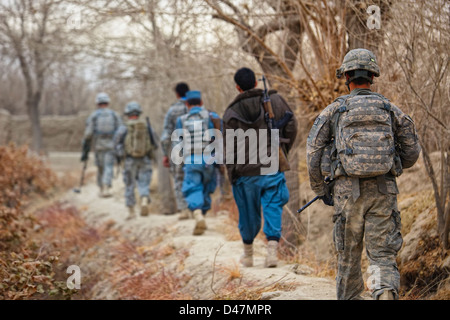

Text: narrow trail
xmin=49 ymin=152 xmax=337 ymax=300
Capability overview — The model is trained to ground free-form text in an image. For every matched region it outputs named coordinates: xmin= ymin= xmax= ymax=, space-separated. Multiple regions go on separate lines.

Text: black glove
xmin=81 ymin=139 xmax=91 ymax=162
xmin=320 ymin=193 xmax=334 ymax=206
xmin=81 ymin=152 xmax=88 ymax=162
xmin=320 ymin=181 xmax=334 ymax=206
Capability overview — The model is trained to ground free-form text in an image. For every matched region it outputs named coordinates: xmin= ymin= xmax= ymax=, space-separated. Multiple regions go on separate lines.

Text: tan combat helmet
xmin=336 ymin=48 xmax=380 ymax=85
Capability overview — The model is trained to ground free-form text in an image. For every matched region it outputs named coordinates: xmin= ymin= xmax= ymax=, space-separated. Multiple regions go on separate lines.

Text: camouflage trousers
xmin=170 ymin=162 xmax=187 ymax=211
xmin=95 ymin=150 xmax=115 ymax=188
xmin=123 ymin=156 xmax=153 ymax=208
xmin=333 ymin=176 xmax=403 ymax=300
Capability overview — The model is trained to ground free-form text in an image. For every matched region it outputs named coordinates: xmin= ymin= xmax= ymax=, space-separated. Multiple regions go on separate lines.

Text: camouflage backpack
xmin=93 ymin=109 xmax=119 ymax=136
xmin=180 ymin=109 xmax=211 ymax=157
xmin=124 ymin=119 xmax=153 ymax=158
xmin=330 ymin=93 xmax=397 ymax=178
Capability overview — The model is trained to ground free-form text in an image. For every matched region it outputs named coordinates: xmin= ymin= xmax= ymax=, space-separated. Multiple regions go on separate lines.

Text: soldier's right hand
xmin=319 ymin=194 xmax=334 ymax=206
xmin=162 ymin=156 xmax=170 ymax=168
xmin=81 ymin=152 xmax=88 ymax=162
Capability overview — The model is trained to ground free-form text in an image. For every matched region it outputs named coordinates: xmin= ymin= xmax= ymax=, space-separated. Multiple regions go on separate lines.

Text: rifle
xmin=73 ymin=160 xmax=88 ymax=194
xmin=297 ymin=177 xmax=335 ymax=214
xmin=115 ymin=156 xmax=123 ymax=179
xmin=145 ymin=116 xmax=157 ymax=148
xmin=260 ymin=75 xmax=294 ymax=172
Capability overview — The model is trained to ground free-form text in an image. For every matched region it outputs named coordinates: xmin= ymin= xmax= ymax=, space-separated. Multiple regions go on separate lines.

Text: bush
xmin=0 ymin=144 xmax=65 ymax=300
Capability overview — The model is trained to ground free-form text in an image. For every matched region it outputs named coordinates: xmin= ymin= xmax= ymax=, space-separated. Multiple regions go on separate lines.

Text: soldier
xmin=114 ymin=102 xmax=157 ymax=220
xmin=82 ymin=92 xmax=122 ymax=198
xmin=306 ymin=49 xmax=421 ymax=300
xmin=160 ymin=82 xmax=190 ymax=218
xmin=174 ymin=90 xmax=220 ymax=235
xmin=222 ymin=68 xmax=298 ymax=268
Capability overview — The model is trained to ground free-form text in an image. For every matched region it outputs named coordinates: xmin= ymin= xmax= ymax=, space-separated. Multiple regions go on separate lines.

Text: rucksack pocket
xmin=339 ymin=131 xmax=395 ymax=178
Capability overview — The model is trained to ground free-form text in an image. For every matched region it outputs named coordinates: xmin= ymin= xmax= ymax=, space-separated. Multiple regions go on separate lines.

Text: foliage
xmin=0 ymin=144 xmax=68 ymax=300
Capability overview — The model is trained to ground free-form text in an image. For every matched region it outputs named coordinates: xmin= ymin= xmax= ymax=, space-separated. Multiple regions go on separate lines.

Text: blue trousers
xmin=232 ymin=172 xmax=290 ymax=244
xmin=182 ymin=163 xmax=217 ymax=213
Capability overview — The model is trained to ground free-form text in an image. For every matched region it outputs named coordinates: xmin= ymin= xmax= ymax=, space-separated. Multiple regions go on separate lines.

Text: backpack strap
xmin=329 ymin=95 xmax=351 ymax=180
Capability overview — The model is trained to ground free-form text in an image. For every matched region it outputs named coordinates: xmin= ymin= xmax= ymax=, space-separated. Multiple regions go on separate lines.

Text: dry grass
xmin=398 ymin=209 xmax=450 ymax=300
xmin=398 ymin=190 xmax=436 ymax=236
xmin=282 ymin=243 xmax=336 ymax=279
xmin=218 ymin=260 xmax=242 ymax=282
xmin=297 ymin=158 xmax=309 ymax=185
xmin=214 ymin=276 xmax=298 ymax=300
xmin=32 ymin=201 xmax=193 ymax=300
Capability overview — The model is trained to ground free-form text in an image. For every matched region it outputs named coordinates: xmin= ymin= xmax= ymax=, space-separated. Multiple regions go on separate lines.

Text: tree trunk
xmin=443 ymin=204 xmax=450 ymax=249
xmin=26 ymin=97 xmax=44 ymax=153
xmin=156 ymin=138 xmax=177 ymax=215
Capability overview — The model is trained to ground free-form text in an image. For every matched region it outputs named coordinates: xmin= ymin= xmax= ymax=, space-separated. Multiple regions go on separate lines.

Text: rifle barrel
xmin=146 ymin=116 xmax=156 ymax=146
xmin=297 ymin=196 xmax=320 ymax=214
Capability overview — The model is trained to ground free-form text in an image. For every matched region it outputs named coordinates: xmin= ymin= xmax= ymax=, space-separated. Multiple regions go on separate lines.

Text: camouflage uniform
xmin=307 ymin=88 xmax=421 ymax=299
xmin=160 ymin=100 xmax=188 ymax=211
xmin=114 ymin=125 xmax=154 ymax=208
xmin=83 ymin=107 xmax=122 ymax=189
xmin=114 ymin=102 xmax=156 ymax=211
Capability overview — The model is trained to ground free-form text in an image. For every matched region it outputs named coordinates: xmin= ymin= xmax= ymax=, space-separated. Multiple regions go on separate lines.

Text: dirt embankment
xmin=0 ymin=109 xmax=88 ymax=152
xmin=44 ymin=152 xmax=337 ymax=300
xmin=297 ymin=151 xmax=450 ymax=299
xmin=39 ymin=151 xmax=449 ymax=300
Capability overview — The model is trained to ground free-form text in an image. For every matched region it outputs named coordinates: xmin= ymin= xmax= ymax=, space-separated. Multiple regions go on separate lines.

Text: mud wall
xmin=0 ymin=109 xmax=90 ymax=152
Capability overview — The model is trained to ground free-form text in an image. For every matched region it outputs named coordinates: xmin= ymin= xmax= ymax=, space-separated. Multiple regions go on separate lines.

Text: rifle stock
xmin=297 ymin=177 xmax=335 ymax=213
xmin=261 ymin=76 xmax=291 ymax=172
xmin=145 ymin=116 xmax=157 ymax=147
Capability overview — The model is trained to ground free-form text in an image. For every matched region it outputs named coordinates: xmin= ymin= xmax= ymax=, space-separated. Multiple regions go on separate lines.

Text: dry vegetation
xmin=0 ymin=144 xmax=64 ymax=299
xmin=0 ymin=0 xmax=449 ymax=301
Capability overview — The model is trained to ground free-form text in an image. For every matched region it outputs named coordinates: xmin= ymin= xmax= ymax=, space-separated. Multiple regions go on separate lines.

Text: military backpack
xmin=93 ymin=109 xmax=119 ymax=136
xmin=124 ymin=119 xmax=153 ymax=158
xmin=326 ymin=92 xmax=401 ymax=179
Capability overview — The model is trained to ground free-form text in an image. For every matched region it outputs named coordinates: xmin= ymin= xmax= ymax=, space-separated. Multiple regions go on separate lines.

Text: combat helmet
xmin=96 ymin=92 xmax=111 ymax=105
xmin=124 ymin=101 xmax=142 ymax=116
xmin=336 ymin=48 xmax=380 ymax=84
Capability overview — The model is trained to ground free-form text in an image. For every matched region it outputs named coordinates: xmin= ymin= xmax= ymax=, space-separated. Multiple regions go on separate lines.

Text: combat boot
xmin=240 ymin=244 xmax=253 ymax=267
xmin=140 ymin=196 xmax=150 ymax=216
xmin=193 ymin=209 xmax=206 ymax=236
xmin=102 ymin=186 xmax=113 ymax=198
xmin=126 ymin=206 xmax=136 ymax=220
xmin=98 ymin=186 xmax=104 ymax=197
xmin=265 ymin=240 xmax=278 ymax=268
xmin=178 ymin=209 xmax=192 ymax=220
xmin=378 ymin=290 xmax=395 ymax=300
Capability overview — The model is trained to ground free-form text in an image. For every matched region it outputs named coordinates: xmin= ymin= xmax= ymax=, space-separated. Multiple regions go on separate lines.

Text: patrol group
xmin=80 ymin=49 xmax=421 ymax=300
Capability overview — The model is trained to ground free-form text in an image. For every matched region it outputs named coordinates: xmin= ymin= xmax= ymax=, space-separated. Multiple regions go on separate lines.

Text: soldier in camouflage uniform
xmin=82 ymin=92 xmax=122 ymax=198
xmin=160 ymin=82 xmax=190 ymax=218
xmin=114 ymin=102 xmax=156 ymax=220
xmin=307 ymin=49 xmax=421 ymax=300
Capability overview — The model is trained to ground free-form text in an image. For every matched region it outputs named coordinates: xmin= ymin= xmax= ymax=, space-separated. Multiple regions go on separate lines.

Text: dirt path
xmin=48 ymin=152 xmax=337 ymax=300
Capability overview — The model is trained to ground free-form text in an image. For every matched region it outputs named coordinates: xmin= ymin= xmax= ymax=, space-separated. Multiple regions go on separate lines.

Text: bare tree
xmin=386 ymin=0 xmax=450 ymax=248
xmin=0 ymin=0 xmax=89 ymax=151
